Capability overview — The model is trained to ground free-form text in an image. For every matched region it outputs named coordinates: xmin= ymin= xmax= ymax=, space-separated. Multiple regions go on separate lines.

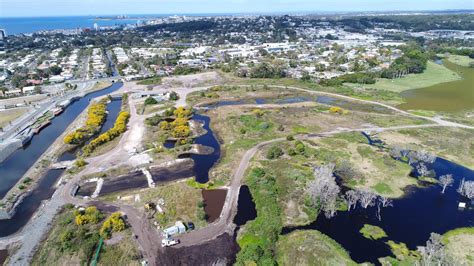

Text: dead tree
xmin=408 ymin=150 xmax=436 ymax=165
xmin=344 ymin=190 xmax=359 ymax=211
xmin=376 ymin=196 xmax=393 ymax=221
xmin=417 ymin=233 xmax=447 ymax=266
xmin=358 ymin=190 xmax=377 ymax=208
xmin=458 ymin=179 xmax=474 ymax=200
xmin=416 ymin=162 xmax=432 ymax=177
xmin=307 ymin=163 xmax=340 ymax=218
xmin=438 ymin=174 xmax=454 ymax=194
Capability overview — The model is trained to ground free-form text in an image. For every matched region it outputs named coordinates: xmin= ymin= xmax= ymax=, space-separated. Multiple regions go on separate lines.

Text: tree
xmin=49 ymin=65 xmax=63 ymax=75
xmin=438 ymin=174 xmax=454 ymax=194
xmin=457 ymin=178 xmax=474 ymax=200
xmin=416 ymin=162 xmax=434 ymax=178
xmin=307 ymin=163 xmax=340 ymax=218
xmin=417 ymin=233 xmax=447 ymax=266
xmin=376 ymin=196 xmax=393 ymax=221
xmin=358 ymin=190 xmax=377 ymax=208
xmin=345 ymin=190 xmax=359 ymax=211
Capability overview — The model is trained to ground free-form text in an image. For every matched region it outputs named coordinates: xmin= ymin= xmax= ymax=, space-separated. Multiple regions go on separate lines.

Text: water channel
xmin=0 ymin=82 xmax=123 ymax=237
xmin=0 ymin=82 xmax=123 ymax=198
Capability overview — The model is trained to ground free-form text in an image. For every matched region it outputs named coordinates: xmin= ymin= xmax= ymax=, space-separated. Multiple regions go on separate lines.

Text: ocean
xmin=0 ymin=16 xmax=145 ymax=35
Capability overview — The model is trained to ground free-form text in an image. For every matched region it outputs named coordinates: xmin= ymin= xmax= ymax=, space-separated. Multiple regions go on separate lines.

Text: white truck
xmin=161 ymin=238 xmax=179 ymax=247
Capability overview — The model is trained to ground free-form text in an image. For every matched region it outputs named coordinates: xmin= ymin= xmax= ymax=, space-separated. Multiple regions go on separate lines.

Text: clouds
xmin=0 ymin=0 xmax=472 ymax=17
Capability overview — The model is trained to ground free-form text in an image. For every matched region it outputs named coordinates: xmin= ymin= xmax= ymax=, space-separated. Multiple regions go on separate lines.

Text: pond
xmin=282 ymin=136 xmax=474 ymax=264
xmin=233 ymin=185 xmax=257 ymax=227
xmin=399 ymin=60 xmax=474 ymax=112
xmin=202 ymin=189 xmax=227 ymax=223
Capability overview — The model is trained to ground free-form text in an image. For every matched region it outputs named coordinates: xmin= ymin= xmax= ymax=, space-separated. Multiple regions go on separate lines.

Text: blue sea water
xmin=0 ymin=16 xmax=143 ymax=35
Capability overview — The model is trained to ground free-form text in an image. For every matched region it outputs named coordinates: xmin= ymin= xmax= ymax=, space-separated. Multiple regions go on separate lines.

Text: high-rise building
xmin=93 ymin=23 xmax=99 ymax=31
xmin=0 ymin=29 xmax=6 ymax=54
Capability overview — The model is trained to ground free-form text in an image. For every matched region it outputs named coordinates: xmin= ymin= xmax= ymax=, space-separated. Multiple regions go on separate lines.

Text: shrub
xmin=64 ymin=99 xmax=108 ymax=144
xmin=266 ymin=146 xmax=284 ymax=159
xmin=329 ymin=106 xmax=344 ymax=114
xmin=100 ymin=212 xmax=126 ymax=239
xmin=75 ymin=158 xmax=87 ymax=168
xmin=169 ymin=91 xmax=179 ymax=101
xmin=144 ymin=96 xmax=158 ymax=105
xmin=82 ymin=111 xmax=130 ymax=156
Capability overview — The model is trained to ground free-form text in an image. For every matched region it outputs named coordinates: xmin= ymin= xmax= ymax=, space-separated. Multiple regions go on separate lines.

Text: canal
xmin=0 ymin=82 xmax=123 ymax=198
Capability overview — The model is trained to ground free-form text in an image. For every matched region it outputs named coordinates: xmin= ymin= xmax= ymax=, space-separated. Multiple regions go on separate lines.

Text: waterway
xmin=202 ymin=95 xmax=392 ymax=113
xmin=399 ymin=60 xmax=474 ymax=112
xmin=0 ymin=83 xmax=122 ymax=199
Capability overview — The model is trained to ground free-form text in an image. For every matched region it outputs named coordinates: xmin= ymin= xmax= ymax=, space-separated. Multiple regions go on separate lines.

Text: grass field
xmin=445 ymin=55 xmax=474 ymax=67
xmin=0 ymin=108 xmax=29 ymax=129
xmin=347 ymin=61 xmax=461 ymax=92
xmin=276 ymin=230 xmax=357 ymax=266
xmin=442 ymin=227 xmax=474 ymax=264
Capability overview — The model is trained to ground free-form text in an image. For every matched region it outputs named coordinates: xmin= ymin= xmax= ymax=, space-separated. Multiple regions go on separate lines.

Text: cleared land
xmin=0 ymin=108 xmax=29 ymax=129
xmin=348 ymin=61 xmax=461 ymax=92
xmin=101 ymin=180 xmax=207 ymax=229
xmin=276 ymin=230 xmax=357 ymax=266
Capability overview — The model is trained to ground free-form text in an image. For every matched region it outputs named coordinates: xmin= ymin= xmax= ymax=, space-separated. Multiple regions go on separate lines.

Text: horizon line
xmin=1 ymin=9 xmax=473 ymax=19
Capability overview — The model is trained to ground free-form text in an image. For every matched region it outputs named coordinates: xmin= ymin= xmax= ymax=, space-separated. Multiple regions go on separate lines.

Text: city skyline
xmin=1 ymin=0 xmax=473 ymax=17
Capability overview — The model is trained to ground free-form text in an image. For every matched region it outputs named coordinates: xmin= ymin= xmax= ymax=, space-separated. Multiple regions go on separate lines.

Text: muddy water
xmin=202 ymin=189 xmax=227 ymax=223
xmin=399 ymin=60 xmax=474 ymax=112
xmin=0 ymin=249 xmax=7 ymax=265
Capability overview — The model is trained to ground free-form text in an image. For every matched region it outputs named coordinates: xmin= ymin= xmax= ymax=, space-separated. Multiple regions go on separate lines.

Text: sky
xmin=0 ymin=0 xmax=473 ymax=17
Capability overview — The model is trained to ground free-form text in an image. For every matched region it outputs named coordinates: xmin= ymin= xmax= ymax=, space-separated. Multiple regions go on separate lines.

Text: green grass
xmin=372 ymin=182 xmax=394 ymax=194
xmin=446 ymin=55 xmax=474 ymax=67
xmin=292 ymin=125 xmax=310 ymax=134
xmin=360 ymin=224 xmax=388 ymax=240
xmin=185 ymin=178 xmax=225 ymax=190
xmin=385 ymin=240 xmax=421 ymax=262
xmin=442 ymin=227 xmax=474 ymax=244
xmin=136 ymin=77 xmax=162 ymax=85
xmin=348 ymin=61 xmax=461 ymax=92
xmin=276 ymin=230 xmax=357 ymax=266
